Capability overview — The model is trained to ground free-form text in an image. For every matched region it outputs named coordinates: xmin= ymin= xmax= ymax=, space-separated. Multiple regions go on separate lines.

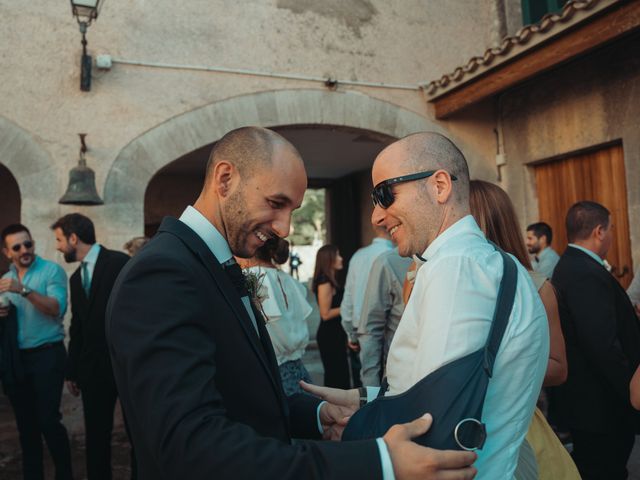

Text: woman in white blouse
xmin=241 ymin=238 xmax=313 ymax=396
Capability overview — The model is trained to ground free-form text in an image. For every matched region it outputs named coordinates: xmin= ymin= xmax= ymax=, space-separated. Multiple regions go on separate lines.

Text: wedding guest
xmin=313 ymin=245 xmax=350 ymax=389
xmin=469 ymin=180 xmax=578 ymax=480
xmin=241 ymin=238 xmax=313 ymax=396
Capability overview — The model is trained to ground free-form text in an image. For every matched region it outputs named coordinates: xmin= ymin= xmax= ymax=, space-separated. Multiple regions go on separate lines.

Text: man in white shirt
xmin=305 ymin=132 xmax=548 ymax=479
xmin=341 ymin=227 xmax=393 ymax=386
xmin=106 ymin=126 xmax=477 ymax=480
xmin=525 ymin=222 xmax=560 ymax=279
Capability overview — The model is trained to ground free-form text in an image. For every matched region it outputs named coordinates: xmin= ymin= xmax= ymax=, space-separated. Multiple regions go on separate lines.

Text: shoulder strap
xmin=483 ymin=247 xmax=518 ymax=378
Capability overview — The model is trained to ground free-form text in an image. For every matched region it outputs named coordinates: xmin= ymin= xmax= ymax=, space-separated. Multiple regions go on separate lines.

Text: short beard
xmin=63 ymin=249 xmax=77 ymax=263
xmin=221 ymin=189 xmax=253 ymax=258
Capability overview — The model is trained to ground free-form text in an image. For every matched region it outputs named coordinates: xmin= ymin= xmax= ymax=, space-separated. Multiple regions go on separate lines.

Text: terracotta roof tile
xmin=423 ymin=0 xmax=606 ymax=97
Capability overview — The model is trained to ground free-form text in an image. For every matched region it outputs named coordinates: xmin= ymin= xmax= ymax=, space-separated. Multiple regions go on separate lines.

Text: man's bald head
xmin=376 ymin=132 xmax=470 ymax=205
xmin=204 ymin=127 xmax=300 ymax=185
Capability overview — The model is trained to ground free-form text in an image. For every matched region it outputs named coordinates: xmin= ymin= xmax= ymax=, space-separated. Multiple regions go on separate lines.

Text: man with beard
xmin=51 ymin=213 xmax=134 ymax=480
xmin=105 ymin=126 xmax=478 ymax=480
xmin=525 ymin=222 xmax=560 ymax=279
xmin=0 ymin=223 xmax=73 ymax=480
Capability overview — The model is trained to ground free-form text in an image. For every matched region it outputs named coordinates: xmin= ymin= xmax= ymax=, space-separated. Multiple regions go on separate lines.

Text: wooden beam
xmin=432 ymin=1 xmax=640 ymax=119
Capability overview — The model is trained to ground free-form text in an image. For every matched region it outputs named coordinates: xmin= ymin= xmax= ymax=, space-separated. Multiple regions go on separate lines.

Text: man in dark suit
xmin=552 ymin=201 xmax=640 ymax=479
xmin=51 ymin=213 xmax=135 ymax=480
xmin=105 ymin=127 xmax=477 ymax=480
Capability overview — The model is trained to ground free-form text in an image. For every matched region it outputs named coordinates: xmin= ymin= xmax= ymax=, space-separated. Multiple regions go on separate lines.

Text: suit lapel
xmin=159 ymin=218 xmax=286 ymax=411
xmin=87 ymin=247 xmax=107 ymax=307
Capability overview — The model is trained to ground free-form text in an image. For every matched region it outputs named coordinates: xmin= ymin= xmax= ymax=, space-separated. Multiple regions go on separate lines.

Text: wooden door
xmin=534 ymin=143 xmax=633 ymax=288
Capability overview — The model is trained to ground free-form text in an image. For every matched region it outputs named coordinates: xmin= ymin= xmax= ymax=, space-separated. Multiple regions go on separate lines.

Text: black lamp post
xmin=70 ymin=0 xmax=104 ymax=92
xmin=59 ymin=134 xmax=104 ymax=205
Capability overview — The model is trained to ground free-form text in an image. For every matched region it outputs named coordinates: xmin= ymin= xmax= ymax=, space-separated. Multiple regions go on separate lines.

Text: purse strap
xmin=482 ymin=246 xmax=518 ymax=378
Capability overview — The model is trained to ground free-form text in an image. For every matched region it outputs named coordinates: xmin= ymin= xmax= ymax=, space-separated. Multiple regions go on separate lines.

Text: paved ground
xmin=2 ymin=345 xmax=640 ymax=478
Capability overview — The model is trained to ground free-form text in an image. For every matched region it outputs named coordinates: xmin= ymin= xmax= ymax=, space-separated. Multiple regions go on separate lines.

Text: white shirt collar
xmin=419 ymin=215 xmax=482 ymax=263
xmin=179 ymin=205 xmax=233 ymax=264
xmin=83 ymin=243 xmax=101 ymax=266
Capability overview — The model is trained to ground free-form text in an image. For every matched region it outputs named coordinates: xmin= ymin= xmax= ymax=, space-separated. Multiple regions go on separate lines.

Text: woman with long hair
xmin=312 ymin=245 xmax=350 ymax=389
xmin=469 ymin=180 xmax=578 ymax=480
xmin=240 ymin=238 xmax=313 ymax=396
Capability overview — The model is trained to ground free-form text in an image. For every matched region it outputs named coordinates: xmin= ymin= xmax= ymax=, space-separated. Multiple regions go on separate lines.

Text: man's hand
xmin=347 ymin=340 xmax=361 ymax=352
xmin=635 ymin=302 xmax=640 ymax=318
xmin=0 ymin=278 xmax=21 ymax=294
xmin=318 ymin=402 xmax=355 ymax=441
xmin=384 ymin=414 xmax=477 ymax=480
xmin=300 ymin=380 xmax=359 ymax=410
xmin=0 ymin=306 xmax=9 ymax=318
xmin=66 ymin=380 xmax=80 ymax=397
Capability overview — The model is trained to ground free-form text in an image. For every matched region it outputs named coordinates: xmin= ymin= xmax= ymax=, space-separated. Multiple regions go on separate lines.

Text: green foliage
xmin=290 ymin=189 xmax=326 ymax=246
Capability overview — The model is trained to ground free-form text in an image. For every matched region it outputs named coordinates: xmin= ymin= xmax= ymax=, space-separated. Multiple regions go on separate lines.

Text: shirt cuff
xmin=366 ymin=386 xmax=381 ymax=402
xmin=316 ymin=401 xmax=327 ymax=435
xmin=376 ymin=437 xmax=396 ymax=480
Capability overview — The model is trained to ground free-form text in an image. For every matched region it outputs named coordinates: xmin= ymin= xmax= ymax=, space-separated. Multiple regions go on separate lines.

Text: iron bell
xmin=59 ymin=133 xmax=103 ymax=205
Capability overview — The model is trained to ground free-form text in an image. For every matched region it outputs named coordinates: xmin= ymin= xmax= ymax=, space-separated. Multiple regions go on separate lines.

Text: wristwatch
xmin=20 ymin=285 xmax=33 ymax=297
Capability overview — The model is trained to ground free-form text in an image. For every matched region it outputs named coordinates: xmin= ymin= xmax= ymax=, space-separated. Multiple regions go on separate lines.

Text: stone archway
xmin=102 ymin=89 xmax=446 ymax=247
xmin=0 ymin=115 xmax=58 ymax=250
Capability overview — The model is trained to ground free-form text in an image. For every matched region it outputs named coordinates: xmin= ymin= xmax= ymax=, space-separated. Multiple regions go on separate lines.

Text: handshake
xmin=302 ymin=381 xmax=478 ymax=480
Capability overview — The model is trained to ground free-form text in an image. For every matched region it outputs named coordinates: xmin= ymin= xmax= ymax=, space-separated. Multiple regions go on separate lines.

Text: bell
xmin=59 ymin=133 xmax=103 ymax=205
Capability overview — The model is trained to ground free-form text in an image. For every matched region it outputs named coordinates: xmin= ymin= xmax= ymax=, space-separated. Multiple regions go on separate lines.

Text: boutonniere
xmin=243 ymin=270 xmax=270 ymax=320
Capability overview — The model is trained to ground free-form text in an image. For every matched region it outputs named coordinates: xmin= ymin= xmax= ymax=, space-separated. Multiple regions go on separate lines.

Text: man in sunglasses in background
xmin=305 ymin=132 xmax=549 ymax=478
xmin=0 ymin=223 xmax=73 ymax=480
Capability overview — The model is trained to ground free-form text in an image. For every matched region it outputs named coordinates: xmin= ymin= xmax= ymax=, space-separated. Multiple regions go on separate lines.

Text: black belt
xmin=20 ymin=341 xmax=63 ymax=354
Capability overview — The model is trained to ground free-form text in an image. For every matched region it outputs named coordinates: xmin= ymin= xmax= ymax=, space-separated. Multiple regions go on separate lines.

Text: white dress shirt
xmin=244 ymin=266 xmax=312 ymax=365
xmin=385 ymin=215 xmax=549 ymax=479
xmin=341 ymin=238 xmax=393 ymax=339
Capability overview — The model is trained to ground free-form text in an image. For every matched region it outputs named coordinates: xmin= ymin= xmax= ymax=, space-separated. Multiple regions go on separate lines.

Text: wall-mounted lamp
xmin=59 ymin=134 xmax=104 ymax=205
xmin=70 ymin=0 xmax=104 ymax=91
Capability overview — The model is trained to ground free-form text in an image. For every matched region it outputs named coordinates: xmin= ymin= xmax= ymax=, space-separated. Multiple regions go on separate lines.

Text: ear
xmin=593 ymin=224 xmax=606 ymax=241
xmin=433 ymin=170 xmax=454 ymax=204
xmin=2 ymin=247 xmax=9 ymax=261
xmin=69 ymin=233 xmax=78 ymax=246
xmin=212 ymin=161 xmax=236 ymax=198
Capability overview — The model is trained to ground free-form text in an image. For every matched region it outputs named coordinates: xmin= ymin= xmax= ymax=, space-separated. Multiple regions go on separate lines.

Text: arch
xmin=102 ymin=89 xmax=447 ymax=245
xmin=0 ymin=115 xmax=58 ymax=243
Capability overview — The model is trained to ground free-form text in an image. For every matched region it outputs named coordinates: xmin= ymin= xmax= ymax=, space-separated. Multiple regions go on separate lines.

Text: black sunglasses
xmin=371 ymin=170 xmax=458 ymax=209
xmin=10 ymin=240 xmax=33 ymax=252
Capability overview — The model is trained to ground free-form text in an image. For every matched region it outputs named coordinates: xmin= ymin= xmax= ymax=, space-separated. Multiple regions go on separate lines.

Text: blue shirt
xmin=532 ymin=246 xmax=560 ymax=279
xmin=2 ymin=256 xmax=68 ymax=349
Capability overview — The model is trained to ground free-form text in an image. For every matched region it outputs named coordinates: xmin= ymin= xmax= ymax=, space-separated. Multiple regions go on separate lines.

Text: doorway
xmin=534 ymin=143 xmax=633 ymax=288
xmin=0 ymin=164 xmax=21 ymax=274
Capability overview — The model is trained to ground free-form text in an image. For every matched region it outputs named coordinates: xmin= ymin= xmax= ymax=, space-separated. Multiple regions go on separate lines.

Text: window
xmin=522 ymin=0 xmax=568 ymax=25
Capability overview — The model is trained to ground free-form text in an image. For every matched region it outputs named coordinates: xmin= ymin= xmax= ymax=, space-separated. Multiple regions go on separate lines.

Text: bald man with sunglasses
xmin=305 ymin=132 xmax=548 ymax=479
xmin=0 ymin=223 xmax=73 ymax=480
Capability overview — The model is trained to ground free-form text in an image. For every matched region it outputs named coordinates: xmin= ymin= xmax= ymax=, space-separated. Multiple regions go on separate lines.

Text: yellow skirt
xmin=526 ymin=407 xmax=580 ymax=480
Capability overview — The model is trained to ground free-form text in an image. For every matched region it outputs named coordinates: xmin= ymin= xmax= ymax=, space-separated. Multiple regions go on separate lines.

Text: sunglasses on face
xmin=10 ymin=240 xmax=33 ymax=252
xmin=371 ymin=170 xmax=458 ymax=209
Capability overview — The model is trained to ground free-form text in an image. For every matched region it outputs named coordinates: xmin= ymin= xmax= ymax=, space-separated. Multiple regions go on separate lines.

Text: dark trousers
xmin=6 ymin=342 xmax=73 ymax=480
xmin=80 ymin=372 xmax=137 ymax=480
xmin=571 ymin=428 xmax=635 ymax=480
xmin=317 ymin=318 xmax=350 ymax=389
xmin=348 ymin=348 xmax=362 ymax=388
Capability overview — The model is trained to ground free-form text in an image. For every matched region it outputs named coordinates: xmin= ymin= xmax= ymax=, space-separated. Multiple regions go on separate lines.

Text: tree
xmin=290 ymin=189 xmax=326 ymax=245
